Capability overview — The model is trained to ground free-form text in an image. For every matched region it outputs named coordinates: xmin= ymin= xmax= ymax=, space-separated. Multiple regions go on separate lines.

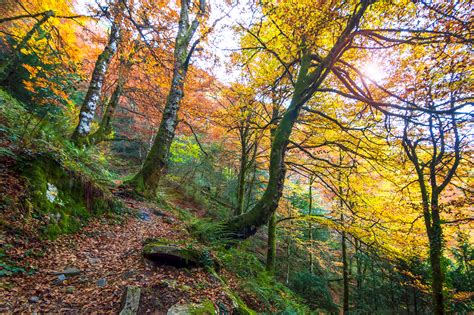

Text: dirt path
xmin=0 ymin=194 xmax=231 ymax=313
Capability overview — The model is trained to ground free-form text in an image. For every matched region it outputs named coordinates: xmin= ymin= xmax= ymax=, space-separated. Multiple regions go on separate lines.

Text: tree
xmin=0 ymin=0 xmax=85 ymax=107
xmin=211 ymin=0 xmax=373 ymax=239
xmin=71 ymin=6 xmax=122 ymax=146
xmin=394 ymin=55 xmax=470 ymax=314
xmin=89 ymin=39 xmax=140 ymax=145
xmin=128 ymin=0 xmax=206 ymax=194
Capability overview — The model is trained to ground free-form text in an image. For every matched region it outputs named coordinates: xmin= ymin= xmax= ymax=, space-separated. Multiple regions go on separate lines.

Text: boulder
xmin=119 ymin=286 xmax=141 ymax=315
xmin=142 ymin=239 xmax=219 ymax=270
xmin=167 ymin=300 xmax=215 ymax=315
xmin=143 ymin=242 xmax=201 ymax=268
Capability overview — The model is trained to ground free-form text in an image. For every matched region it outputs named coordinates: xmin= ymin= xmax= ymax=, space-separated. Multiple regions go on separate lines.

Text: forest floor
xmin=0 ymin=187 xmax=254 ymax=313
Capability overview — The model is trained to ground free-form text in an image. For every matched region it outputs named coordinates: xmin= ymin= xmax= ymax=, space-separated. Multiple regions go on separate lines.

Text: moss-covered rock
xmin=143 ymin=239 xmax=217 ymax=269
xmin=19 ymin=153 xmax=122 ymax=239
xmin=143 ymin=243 xmax=201 ymax=268
xmin=167 ymin=299 xmax=216 ymax=315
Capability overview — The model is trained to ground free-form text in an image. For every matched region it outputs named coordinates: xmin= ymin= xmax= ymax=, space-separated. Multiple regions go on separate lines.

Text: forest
xmin=0 ymin=0 xmax=472 ymax=314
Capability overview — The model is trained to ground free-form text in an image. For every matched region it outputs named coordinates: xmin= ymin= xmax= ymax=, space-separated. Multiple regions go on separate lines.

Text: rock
xmin=29 ymin=296 xmax=40 ymax=303
xmin=55 ymin=267 xmax=81 ymax=277
xmin=119 ymin=286 xmax=141 ymax=315
xmin=137 ymin=211 xmax=151 ymax=221
xmin=55 ymin=274 xmax=67 ymax=284
xmin=177 ymin=284 xmax=191 ymax=292
xmin=164 ymin=217 xmax=175 ymax=224
xmin=152 ymin=209 xmax=167 ymax=217
xmin=121 ymin=270 xmax=136 ymax=280
xmin=66 ymin=286 xmax=75 ymax=294
xmin=96 ymin=278 xmax=107 ymax=287
xmin=143 ymin=242 xmax=203 ymax=268
xmin=87 ymin=257 xmax=101 ymax=265
xmin=159 ymin=279 xmax=189 ymax=291
xmin=167 ymin=300 xmax=215 ymax=315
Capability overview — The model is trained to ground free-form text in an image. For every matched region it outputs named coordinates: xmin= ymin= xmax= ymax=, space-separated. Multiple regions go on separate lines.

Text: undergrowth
xmin=155 ymin=182 xmax=312 ymax=314
xmin=0 ymin=88 xmax=123 ymax=239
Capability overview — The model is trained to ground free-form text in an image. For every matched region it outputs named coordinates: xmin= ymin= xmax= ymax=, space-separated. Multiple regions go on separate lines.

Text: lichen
xmin=46 ymin=183 xmax=58 ymax=203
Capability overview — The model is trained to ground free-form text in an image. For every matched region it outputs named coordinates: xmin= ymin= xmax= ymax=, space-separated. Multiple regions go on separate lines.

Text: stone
xmin=164 ymin=217 xmax=175 ymax=224
xmin=142 ymin=240 xmax=217 ymax=270
xmin=119 ymin=286 xmax=141 ymax=315
xmin=143 ymin=243 xmax=201 ymax=268
xmin=96 ymin=278 xmax=107 ymax=287
xmin=66 ymin=286 xmax=75 ymax=294
xmin=167 ymin=300 xmax=215 ymax=315
xmin=152 ymin=209 xmax=167 ymax=217
xmin=137 ymin=211 xmax=151 ymax=221
xmin=55 ymin=274 xmax=67 ymax=284
xmin=29 ymin=296 xmax=40 ymax=303
xmin=121 ymin=270 xmax=136 ymax=280
xmin=87 ymin=257 xmax=101 ymax=265
xmin=55 ymin=267 xmax=81 ymax=277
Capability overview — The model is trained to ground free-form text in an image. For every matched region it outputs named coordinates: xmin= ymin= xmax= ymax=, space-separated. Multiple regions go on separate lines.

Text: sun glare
xmin=363 ymin=62 xmax=385 ymax=82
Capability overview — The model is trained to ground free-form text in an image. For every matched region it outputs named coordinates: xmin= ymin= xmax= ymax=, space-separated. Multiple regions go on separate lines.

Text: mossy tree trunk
xmin=401 ymin=103 xmax=462 ymax=315
xmin=308 ymin=176 xmax=314 ymax=273
xmin=71 ymin=16 xmax=121 ymax=146
xmin=89 ymin=55 xmax=132 ymax=145
xmin=342 ymin=214 xmax=349 ymax=314
xmin=235 ymin=114 xmax=252 ymax=216
xmin=216 ymin=1 xmax=371 ymax=239
xmin=266 ymin=97 xmax=281 ymax=272
xmin=129 ymin=0 xmax=206 ymax=195
xmin=265 ymin=213 xmax=276 ymax=273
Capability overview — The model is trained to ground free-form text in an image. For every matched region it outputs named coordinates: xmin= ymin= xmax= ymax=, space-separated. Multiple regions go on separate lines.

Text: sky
xmin=74 ymin=0 xmax=250 ymax=84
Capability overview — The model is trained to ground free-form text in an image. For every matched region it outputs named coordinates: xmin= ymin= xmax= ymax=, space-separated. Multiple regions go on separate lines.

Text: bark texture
xmin=89 ymin=56 xmax=131 ymax=145
xmin=71 ymin=18 xmax=120 ymax=146
xmin=265 ymin=99 xmax=281 ymax=273
xmin=129 ymin=0 xmax=206 ymax=194
xmin=265 ymin=213 xmax=276 ymax=273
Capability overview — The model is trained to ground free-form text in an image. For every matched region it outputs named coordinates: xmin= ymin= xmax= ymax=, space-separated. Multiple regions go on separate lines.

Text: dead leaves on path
xmin=1 ymin=196 xmax=232 ymax=313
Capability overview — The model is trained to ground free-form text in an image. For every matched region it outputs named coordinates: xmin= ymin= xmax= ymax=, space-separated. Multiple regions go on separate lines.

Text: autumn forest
xmin=0 ymin=0 xmax=472 ymax=314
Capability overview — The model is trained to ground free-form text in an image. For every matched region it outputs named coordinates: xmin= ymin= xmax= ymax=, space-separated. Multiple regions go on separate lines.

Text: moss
xmin=143 ymin=242 xmax=201 ymax=262
xmin=189 ymin=299 xmax=216 ymax=314
xmin=20 ymin=153 xmax=121 ymax=239
xmin=208 ymin=269 xmax=255 ymax=315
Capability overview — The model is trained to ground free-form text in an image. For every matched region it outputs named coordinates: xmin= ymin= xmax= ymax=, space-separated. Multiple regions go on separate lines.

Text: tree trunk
xmin=89 ymin=61 xmax=127 ymax=145
xmin=265 ymin=212 xmax=276 ymax=273
xmin=235 ymin=135 xmax=248 ymax=216
xmin=213 ymin=1 xmax=371 ymax=239
xmin=265 ymin=98 xmax=280 ymax=273
xmin=71 ymin=18 xmax=120 ymax=146
xmin=355 ymin=239 xmax=363 ymax=309
xmin=342 ymin=215 xmax=349 ymax=314
xmin=429 ymin=200 xmax=444 ymax=315
xmin=308 ymin=178 xmax=314 ymax=274
xmin=129 ymin=0 xmax=205 ymax=194
xmin=218 ymin=54 xmax=311 ymax=238
xmin=413 ymin=282 xmax=418 ymax=315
